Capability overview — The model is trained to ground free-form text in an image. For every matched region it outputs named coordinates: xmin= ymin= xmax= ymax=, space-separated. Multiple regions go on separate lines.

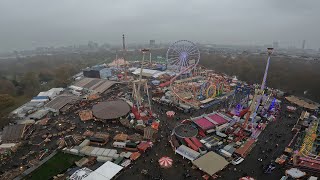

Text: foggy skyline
xmin=0 ymin=0 xmax=320 ymax=52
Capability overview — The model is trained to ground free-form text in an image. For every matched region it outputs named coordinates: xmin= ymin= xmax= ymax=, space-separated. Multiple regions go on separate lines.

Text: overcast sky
xmin=0 ymin=0 xmax=319 ymax=52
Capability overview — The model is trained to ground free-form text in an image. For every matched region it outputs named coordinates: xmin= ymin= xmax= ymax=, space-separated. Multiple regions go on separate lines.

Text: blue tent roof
xmin=32 ymin=96 xmax=49 ymax=100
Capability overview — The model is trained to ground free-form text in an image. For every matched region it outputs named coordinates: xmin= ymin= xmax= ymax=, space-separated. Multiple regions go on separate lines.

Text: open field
xmin=26 ymin=152 xmax=81 ymax=180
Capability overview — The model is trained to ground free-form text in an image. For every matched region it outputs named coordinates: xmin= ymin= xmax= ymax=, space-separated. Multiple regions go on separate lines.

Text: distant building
xmin=99 ymin=68 xmax=112 ymax=79
xmin=88 ymin=41 xmax=99 ymax=50
xmin=83 ymin=66 xmax=112 ymax=79
xmin=272 ymin=41 xmax=279 ymax=48
xmin=149 ymin=40 xmax=155 ymax=47
xmin=302 ymin=40 xmax=306 ymax=49
xmin=263 ymin=44 xmax=272 ymax=49
xmin=83 ymin=68 xmax=102 ymax=78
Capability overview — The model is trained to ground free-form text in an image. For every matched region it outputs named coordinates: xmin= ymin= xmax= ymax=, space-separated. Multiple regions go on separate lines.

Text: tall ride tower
xmin=122 ymin=34 xmax=128 ymax=80
xmin=243 ymin=48 xmax=274 ymax=128
xmin=132 ymin=49 xmax=152 ymax=115
xmin=122 ymin=34 xmax=126 ymax=51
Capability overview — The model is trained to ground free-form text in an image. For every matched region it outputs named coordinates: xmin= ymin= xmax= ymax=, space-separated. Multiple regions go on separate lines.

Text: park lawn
xmin=26 ymin=152 xmax=82 ymax=180
xmin=0 ymin=95 xmax=30 ymax=128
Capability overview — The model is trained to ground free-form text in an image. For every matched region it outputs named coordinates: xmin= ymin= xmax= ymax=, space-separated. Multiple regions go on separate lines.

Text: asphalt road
xmin=1 ymin=84 xmax=311 ymax=180
xmin=117 ymin=96 xmax=305 ymax=180
xmin=220 ymin=100 xmax=300 ymax=180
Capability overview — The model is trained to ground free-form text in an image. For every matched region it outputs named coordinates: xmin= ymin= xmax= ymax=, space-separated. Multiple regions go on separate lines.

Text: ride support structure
xmin=132 ymin=49 xmax=152 ymax=116
xmin=166 ymin=40 xmax=200 ymax=106
xmin=243 ymin=48 xmax=273 ymax=129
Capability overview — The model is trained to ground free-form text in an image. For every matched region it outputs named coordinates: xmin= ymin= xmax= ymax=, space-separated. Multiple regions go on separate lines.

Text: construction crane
xmin=243 ymin=48 xmax=273 ymax=129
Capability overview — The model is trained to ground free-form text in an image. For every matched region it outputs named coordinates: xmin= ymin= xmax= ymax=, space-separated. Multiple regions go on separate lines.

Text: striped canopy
xmin=166 ymin=111 xmax=175 ymax=117
xmin=158 ymin=156 xmax=173 ymax=168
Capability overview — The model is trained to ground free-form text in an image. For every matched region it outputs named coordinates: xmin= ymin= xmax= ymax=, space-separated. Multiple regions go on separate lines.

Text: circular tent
xmin=92 ymin=100 xmax=130 ymax=120
xmin=174 ymin=124 xmax=198 ymax=138
xmin=158 ymin=156 xmax=173 ymax=168
xmin=239 ymin=177 xmax=255 ymax=180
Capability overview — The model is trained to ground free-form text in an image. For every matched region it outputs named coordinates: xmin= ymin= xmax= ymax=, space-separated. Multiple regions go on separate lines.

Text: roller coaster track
xmin=170 ymin=65 xmax=199 ymax=107
xmin=300 ymin=119 xmax=319 ymax=159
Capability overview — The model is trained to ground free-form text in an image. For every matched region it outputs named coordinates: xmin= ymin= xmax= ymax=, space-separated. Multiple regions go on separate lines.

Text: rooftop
xmin=84 ymin=161 xmax=123 ymax=180
xmin=175 ymin=145 xmax=200 ymax=161
xmin=74 ymin=78 xmax=116 ymax=93
xmin=192 ymin=151 xmax=229 ymax=176
xmin=45 ymin=95 xmax=79 ymax=111
xmin=174 ymin=124 xmax=198 ymax=138
xmin=92 ymin=100 xmax=130 ymax=120
xmin=1 ymin=124 xmax=27 ymax=143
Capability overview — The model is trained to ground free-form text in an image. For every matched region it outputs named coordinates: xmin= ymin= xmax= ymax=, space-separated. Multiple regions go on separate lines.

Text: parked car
xmin=231 ymin=156 xmax=244 ymax=165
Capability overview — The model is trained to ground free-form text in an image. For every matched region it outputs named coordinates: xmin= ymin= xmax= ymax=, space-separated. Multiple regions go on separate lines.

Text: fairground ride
xmin=166 ymin=41 xmax=232 ymax=107
xmin=166 ymin=40 xmax=201 ymax=106
xmin=228 ymin=83 xmax=251 ymax=113
xmin=299 ymin=118 xmax=320 ymax=160
xmin=132 ymin=49 xmax=153 ymax=119
xmin=243 ymin=48 xmax=273 ymax=129
xmin=194 ymin=77 xmax=229 ymax=100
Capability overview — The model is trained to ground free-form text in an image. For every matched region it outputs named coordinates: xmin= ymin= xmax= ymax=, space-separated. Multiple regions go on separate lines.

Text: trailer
xmin=114 ymin=156 xmax=124 ymax=165
xmin=190 ymin=137 xmax=203 ymax=148
xmin=113 ymin=142 xmax=126 ymax=148
xmin=184 ymin=138 xmax=199 ymax=151
xmin=126 ymin=142 xmax=137 ymax=148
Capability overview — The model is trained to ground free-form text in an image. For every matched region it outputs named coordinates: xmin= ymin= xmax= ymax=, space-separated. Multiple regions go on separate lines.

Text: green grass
xmin=0 ymin=95 xmax=30 ymax=128
xmin=26 ymin=152 xmax=82 ymax=180
xmin=1 ymin=95 xmax=29 ymax=114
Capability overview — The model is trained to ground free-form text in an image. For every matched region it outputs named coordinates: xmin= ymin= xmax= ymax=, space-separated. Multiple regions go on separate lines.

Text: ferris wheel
xmin=167 ymin=40 xmax=200 ymax=106
xmin=166 ymin=40 xmax=200 ymax=73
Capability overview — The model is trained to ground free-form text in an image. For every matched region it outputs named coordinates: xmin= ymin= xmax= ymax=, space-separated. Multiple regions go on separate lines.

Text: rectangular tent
xmin=175 ymin=145 xmax=200 ymax=161
xmin=192 ymin=151 xmax=229 ymax=176
xmin=84 ymin=161 xmax=123 ymax=180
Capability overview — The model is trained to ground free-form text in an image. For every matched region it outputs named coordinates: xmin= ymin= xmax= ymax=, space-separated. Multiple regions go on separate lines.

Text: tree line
xmin=0 ymin=51 xmax=113 ymax=126
xmin=200 ymin=53 xmax=320 ymax=102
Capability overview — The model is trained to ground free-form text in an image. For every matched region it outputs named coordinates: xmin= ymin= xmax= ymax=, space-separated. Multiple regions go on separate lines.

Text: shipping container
xmin=90 ymin=147 xmax=100 ymax=156
xmin=113 ymin=156 xmax=124 ymax=165
xmin=107 ymin=149 xmax=117 ymax=157
xmin=89 ymin=137 xmax=106 ymax=144
xmin=79 ymin=139 xmax=90 ymax=147
xmin=83 ymin=69 xmax=100 ymax=78
xmin=125 ymin=147 xmax=138 ymax=152
xmin=121 ymin=159 xmax=131 ymax=167
xmin=102 ymin=149 xmax=111 ymax=156
xmin=97 ymin=156 xmax=113 ymax=162
xmin=126 ymin=142 xmax=137 ymax=148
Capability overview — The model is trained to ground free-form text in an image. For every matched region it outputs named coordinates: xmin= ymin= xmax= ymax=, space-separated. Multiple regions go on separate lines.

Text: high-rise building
xmin=149 ymin=40 xmax=155 ymax=47
xmin=302 ymin=40 xmax=306 ymax=49
xmin=272 ymin=41 xmax=279 ymax=48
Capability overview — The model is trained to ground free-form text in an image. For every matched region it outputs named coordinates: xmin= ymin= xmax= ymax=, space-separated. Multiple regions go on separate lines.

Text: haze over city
xmin=1 ymin=0 xmax=320 ymax=52
xmin=1 ymin=1 xmax=320 ymax=180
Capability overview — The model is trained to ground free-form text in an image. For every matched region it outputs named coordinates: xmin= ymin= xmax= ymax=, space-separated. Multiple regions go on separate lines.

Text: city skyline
xmin=0 ymin=0 xmax=320 ymax=52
